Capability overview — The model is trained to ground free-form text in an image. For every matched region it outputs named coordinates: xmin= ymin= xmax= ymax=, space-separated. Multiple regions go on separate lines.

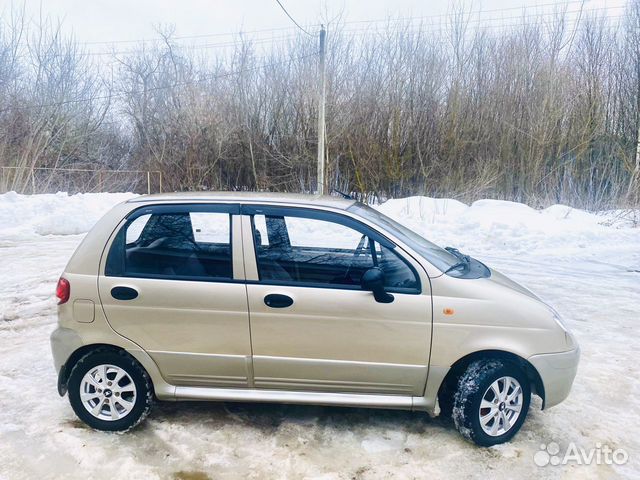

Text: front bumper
xmin=529 ymin=346 xmax=580 ymax=409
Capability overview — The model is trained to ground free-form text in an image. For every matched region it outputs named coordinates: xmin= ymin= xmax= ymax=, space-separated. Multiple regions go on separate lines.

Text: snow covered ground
xmin=0 ymin=192 xmax=639 ymax=479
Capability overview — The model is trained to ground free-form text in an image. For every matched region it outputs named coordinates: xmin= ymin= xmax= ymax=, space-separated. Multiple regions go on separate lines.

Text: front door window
xmin=251 ymin=211 xmax=419 ymax=293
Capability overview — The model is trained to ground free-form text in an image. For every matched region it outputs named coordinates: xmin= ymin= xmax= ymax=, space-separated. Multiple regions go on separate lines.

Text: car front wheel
xmin=452 ymin=359 xmax=530 ymax=446
xmin=67 ymin=349 xmax=153 ymax=431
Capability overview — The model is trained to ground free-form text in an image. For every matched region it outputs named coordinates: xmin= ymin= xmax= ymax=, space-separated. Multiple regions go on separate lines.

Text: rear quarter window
xmin=125 ymin=214 xmax=150 ymax=244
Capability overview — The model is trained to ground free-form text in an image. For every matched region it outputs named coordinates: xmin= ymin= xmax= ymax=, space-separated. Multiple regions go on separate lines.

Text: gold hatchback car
xmin=50 ymin=192 xmax=579 ymax=446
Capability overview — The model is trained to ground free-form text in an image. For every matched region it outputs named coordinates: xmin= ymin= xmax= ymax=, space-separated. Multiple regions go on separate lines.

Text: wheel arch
xmin=58 ymin=344 xmax=137 ymax=396
xmin=437 ymin=349 xmax=545 ymax=410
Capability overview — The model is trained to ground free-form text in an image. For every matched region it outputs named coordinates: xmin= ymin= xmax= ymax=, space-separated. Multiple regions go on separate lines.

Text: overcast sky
xmin=1 ymin=0 xmax=628 ymax=50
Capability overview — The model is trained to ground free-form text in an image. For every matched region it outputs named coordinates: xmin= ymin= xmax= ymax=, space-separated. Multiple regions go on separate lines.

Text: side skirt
xmin=172 ymin=386 xmax=434 ymax=412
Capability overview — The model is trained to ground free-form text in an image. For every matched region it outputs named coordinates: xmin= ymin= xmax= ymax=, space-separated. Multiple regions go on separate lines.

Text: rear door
xmin=98 ymin=203 xmax=253 ymax=388
xmin=242 ymin=206 xmax=432 ymax=396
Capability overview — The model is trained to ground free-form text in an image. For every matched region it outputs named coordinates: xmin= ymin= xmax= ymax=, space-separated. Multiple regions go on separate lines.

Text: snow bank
xmin=0 ymin=190 xmax=636 ymax=265
xmin=0 ymin=191 xmax=137 ymax=240
xmin=1 ymin=192 xmax=639 ymax=479
xmin=377 ymin=196 xmax=639 ymax=261
xmin=378 ymin=196 xmax=615 ymax=235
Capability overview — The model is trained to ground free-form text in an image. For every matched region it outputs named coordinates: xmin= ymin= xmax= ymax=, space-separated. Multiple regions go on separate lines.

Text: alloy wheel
xmin=79 ymin=364 xmax=137 ymax=421
xmin=478 ymin=376 xmax=524 ymax=436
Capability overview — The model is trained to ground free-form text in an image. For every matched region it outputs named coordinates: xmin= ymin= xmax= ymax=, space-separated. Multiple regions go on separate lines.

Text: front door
xmin=242 ymin=206 xmax=432 ymax=396
xmin=98 ymin=203 xmax=253 ymax=388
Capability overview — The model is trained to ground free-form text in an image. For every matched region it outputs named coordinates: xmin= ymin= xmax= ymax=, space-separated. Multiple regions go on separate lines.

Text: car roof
xmin=127 ymin=191 xmax=357 ymax=210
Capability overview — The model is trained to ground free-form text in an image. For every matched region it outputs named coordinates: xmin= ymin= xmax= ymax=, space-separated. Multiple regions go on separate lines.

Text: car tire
xmin=452 ymin=359 xmax=530 ymax=446
xmin=67 ymin=349 xmax=153 ymax=432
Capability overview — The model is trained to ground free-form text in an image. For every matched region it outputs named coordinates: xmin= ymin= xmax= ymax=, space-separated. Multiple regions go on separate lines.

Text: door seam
xmin=239 ymin=212 xmax=256 ymax=388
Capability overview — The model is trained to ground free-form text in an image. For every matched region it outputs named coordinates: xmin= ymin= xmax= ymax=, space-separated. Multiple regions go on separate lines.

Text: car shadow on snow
xmin=148 ymin=400 xmax=455 ymax=436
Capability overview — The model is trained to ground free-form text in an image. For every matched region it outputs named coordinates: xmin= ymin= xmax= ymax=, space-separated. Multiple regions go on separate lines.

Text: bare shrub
xmin=0 ymin=2 xmax=639 ymax=209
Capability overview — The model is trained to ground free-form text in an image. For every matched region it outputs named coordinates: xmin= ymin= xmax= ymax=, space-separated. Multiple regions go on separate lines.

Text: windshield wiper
xmin=444 ymin=247 xmax=471 ymax=274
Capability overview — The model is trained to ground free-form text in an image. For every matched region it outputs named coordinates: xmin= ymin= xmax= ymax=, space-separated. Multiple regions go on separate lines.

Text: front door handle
xmin=264 ymin=293 xmax=294 ymax=308
xmin=111 ymin=286 xmax=139 ymax=301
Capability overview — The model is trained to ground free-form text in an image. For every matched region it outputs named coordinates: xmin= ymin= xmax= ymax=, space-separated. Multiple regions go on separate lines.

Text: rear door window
xmin=106 ymin=206 xmax=234 ymax=281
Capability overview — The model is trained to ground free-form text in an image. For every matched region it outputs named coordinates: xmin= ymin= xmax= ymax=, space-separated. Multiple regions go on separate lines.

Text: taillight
xmin=56 ymin=277 xmax=70 ymax=304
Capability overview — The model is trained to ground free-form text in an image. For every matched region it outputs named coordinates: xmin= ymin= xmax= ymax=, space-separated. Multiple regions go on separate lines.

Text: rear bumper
xmin=50 ymin=326 xmax=84 ymax=395
xmin=529 ymin=346 xmax=580 ymax=409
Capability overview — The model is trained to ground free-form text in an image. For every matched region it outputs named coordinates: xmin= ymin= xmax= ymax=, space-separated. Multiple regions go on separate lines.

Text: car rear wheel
xmin=67 ymin=349 xmax=153 ymax=431
xmin=452 ymin=359 xmax=530 ymax=446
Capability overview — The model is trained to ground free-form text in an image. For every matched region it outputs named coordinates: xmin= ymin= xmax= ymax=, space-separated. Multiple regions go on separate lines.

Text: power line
xmin=26 ymin=5 xmax=626 ymax=60
xmin=338 ymin=14 xmax=627 ymax=41
xmin=274 ymin=0 xmax=315 ymax=37
xmin=71 ymin=0 xmax=590 ymax=48
xmin=80 ymin=33 xmax=307 ymax=57
xmin=0 ymin=53 xmax=317 ymax=113
xmin=338 ymin=5 xmax=625 ymax=35
xmin=8 ymin=3 xmax=629 ymax=61
xmin=45 ymin=7 xmax=627 ymax=60
xmin=17 ymin=1 xmax=620 ymax=56
xmin=13 ymin=32 xmax=314 ymax=62
xmin=77 ymin=24 xmax=319 ymax=47
xmin=338 ymin=0 xmax=595 ymax=28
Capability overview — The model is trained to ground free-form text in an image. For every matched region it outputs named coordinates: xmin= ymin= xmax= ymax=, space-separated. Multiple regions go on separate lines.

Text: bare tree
xmin=1 ymin=2 xmax=640 ymax=209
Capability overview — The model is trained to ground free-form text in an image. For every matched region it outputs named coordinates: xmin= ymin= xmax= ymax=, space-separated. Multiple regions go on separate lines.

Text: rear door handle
xmin=111 ymin=286 xmax=139 ymax=301
xmin=264 ymin=293 xmax=294 ymax=308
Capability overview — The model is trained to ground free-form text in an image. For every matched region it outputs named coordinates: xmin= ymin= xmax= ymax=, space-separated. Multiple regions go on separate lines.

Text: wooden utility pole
xmin=316 ymin=25 xmax=327 ymax=195
xmin=635 ymin=121 xmax=640 ymax=178
xmin=632 ymin=122 xmax=640 ymax=200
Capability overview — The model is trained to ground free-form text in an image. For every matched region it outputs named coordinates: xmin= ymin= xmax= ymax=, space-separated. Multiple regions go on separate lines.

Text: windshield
xmin=348 ymin=203 xmax=460 ymax=273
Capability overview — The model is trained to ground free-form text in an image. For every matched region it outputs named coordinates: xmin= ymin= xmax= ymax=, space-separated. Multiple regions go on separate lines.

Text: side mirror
xmin=361 ymin=267 xmax=394 ymax=304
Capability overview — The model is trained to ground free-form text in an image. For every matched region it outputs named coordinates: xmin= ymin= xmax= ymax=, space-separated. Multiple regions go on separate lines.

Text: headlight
xmin=564 ymin=331 xmax=577 ymax=349
xmin=545 ymin=304 xmax=569 ymax=333
xmin=544 ymin=303 xmax=577 ymax=348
